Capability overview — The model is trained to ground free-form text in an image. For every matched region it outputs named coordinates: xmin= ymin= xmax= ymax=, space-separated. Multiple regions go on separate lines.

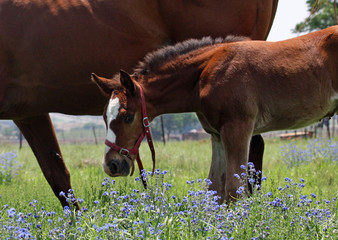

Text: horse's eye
xmin=125 ymin=114 xmax=134 ymax=124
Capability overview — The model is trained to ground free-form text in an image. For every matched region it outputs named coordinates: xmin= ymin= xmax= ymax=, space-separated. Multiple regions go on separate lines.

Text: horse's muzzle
xmin=103 ymin=159 xmax=130 ymax=177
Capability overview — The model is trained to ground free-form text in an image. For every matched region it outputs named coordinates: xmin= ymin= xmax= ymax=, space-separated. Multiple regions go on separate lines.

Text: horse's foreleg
xmin=220 ymin=121 xmax=254 ymax=202
xmin=14 ymin=114 xmax=80 ymax=210
xmin=208 ymin=134 xmax=226 ymax=199
xmin=208 ymin=134 xmax=264 ymax=202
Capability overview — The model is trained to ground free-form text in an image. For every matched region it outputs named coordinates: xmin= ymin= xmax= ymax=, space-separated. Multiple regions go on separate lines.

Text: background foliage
xmin=294 ymin=0 xmax=337 ymax=32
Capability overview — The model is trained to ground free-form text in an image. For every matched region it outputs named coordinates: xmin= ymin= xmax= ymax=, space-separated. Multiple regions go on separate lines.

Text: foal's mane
xmin=135 ymin=35 xmax=249 ymax=74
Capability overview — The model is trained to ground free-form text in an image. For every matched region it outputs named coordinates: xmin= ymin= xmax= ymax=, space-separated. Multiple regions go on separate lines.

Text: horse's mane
xmin=134 ymin=35 xmax=250 ymax=74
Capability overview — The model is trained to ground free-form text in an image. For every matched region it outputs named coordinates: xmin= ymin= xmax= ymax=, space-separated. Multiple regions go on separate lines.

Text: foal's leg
xmin=208 ymin=134 xmax=264 ymax=201
xmin=208 ymin=134 xmax=226 ymax=199
xmin=248 ymin=135 xmax=264 ymax=192
xmin=220 ymin=121 xmax=254 ymax=202
xmin=14 ymin=114 xmax=80 ymax=210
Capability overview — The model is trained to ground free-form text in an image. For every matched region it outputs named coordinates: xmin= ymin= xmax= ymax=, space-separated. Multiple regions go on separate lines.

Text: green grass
xmin=263 ymin=138 xmax=337 ymax=200
xmin=0 ymin=140 xmax=213 ymax=211
xmin=0 ymin=138 xmax=337 ymax=239
xmin=0 ymin=138 xmax=337 ymax=209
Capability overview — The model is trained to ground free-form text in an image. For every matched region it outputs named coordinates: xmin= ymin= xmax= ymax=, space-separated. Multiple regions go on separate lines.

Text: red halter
xmin=104 ymin=84 xmax=155 ymax=186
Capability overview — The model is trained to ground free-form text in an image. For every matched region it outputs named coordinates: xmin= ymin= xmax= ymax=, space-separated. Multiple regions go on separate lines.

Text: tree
xmin=163 ymin=113 xmax=200 ymax=140
xmin=150 ymin=113 xmax=200 ymax=140
xmin=294 ymin=0 xmax=337 ymax=33
xmin=2 ymin=126 xmax=19 ymax=138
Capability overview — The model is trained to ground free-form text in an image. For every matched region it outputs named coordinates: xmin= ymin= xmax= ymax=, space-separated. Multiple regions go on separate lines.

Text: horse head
xmin=91 ymin=70 xmax=148 ymax=177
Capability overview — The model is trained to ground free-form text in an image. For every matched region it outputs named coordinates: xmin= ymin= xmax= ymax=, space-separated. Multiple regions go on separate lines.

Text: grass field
xmin=0 ymin=137 xmax=337 ymax=239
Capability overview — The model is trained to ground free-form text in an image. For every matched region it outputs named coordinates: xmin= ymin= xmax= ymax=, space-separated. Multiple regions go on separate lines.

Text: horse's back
xmin=0 ymin=0 xmax=278 ymax=118
xmin=157 ymin=0 xmax=278 ymax=41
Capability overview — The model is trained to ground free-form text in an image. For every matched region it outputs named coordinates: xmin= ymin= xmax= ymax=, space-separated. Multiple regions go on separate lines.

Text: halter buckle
xmin=119 ymin=148 xmax=130 ymax=157
xmin=143 ymin=117 xmax=150 ymax=127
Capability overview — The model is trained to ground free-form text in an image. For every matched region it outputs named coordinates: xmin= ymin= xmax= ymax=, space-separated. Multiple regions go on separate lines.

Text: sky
xmin=267 ymin=0 xmax=309 ymax=41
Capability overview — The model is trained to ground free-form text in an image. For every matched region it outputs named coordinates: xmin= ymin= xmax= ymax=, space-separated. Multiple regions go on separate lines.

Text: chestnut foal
xmin=92 ymin=26 xmax=337 ymax=202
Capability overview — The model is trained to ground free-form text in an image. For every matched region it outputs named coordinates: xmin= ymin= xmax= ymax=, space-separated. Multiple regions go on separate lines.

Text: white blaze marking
xmin=104 ymin=97 xmax=120 ymax=154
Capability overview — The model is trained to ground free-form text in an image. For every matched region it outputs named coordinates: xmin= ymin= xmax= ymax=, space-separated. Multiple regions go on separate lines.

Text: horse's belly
xmin=254 ymin=104 xmax=336 ymax=134
xmin=254 ymin=118 xmax=319 ymax=134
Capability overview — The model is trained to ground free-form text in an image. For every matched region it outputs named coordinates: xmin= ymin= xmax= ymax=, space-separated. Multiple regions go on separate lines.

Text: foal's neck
xmin=141 ymin=48 xmax=215 ymax=120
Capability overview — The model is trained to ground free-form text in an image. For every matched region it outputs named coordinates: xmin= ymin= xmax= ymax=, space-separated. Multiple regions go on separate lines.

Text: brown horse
xmin=0 ymin=0 xmax=278 ymax=208
xmin=92 ymin=26 xmax=338 ymax=202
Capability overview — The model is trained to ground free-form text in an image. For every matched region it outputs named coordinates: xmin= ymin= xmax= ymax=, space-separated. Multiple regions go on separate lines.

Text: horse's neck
xmin=142 ymin=67 xmax=207 ymax=120
xmin=142 ymin=71 xmax=198 ymax=120
xmin=142 ymin=46 xmax=219 ymax=120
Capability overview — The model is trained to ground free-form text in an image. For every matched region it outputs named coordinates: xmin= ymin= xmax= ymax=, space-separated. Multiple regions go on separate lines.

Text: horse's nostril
xmin=120 ymin=159 xmax=130 ymax=175
xmin=104 ymin=159 xmax=130 ymax=176
xmin=108 ymin=161 xmax=119 ymax=174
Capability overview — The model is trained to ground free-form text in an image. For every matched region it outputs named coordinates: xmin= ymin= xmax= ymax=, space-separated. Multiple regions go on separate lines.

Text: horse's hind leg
xmin=14 ymin=114 xmax=80 ymax=210
xmin=248 ymin=135 xmax=264 ymax=192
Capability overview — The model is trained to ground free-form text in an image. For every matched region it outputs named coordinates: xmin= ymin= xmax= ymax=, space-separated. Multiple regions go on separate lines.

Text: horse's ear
xmin=91 ymin=73 xmax=115 ymax=96
xmin=120 ymin=70 xmax=135 ymax=95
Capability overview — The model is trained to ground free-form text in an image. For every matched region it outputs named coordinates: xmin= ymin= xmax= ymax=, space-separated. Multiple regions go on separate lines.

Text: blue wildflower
xmin=266 ymin=192 xmax=272 ymax=197
xmin=204 ymin=178 xmax=212 ymax=185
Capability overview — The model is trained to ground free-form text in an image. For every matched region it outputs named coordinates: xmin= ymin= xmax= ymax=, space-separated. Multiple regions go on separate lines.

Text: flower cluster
xmin=281 ymin=138 xmax=337 ymax=168
xmin=0 ymin=165 xmax=336 ymax=239
xmin=0 ymin=151 xmax=21 ymax=184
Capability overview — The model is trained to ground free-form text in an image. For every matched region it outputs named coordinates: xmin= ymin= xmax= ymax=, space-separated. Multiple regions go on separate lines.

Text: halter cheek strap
xmin=104 ymin=84 xmax=155 ymax=188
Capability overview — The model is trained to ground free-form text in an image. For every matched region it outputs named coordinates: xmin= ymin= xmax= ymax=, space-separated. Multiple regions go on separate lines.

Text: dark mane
xmin=134 ymin=36 xmax=250 ymax=74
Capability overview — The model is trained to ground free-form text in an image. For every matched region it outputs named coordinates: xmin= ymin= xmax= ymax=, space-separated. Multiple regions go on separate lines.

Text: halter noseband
xmin=104 ymin=84 xmax=155 ymax=187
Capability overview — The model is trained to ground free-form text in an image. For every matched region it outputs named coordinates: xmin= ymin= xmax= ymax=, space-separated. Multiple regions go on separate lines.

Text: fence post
xmin=332 ymin=116 xmax=335 ymax=138
xmin=92 ymin=126 xmax=98 ymax=145
xmin=160 ymin=116 xmax=166 ymax=145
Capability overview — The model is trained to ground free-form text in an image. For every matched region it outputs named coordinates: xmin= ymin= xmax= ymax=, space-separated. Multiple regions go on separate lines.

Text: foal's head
xmin=91 ymin=70 xmax=144 ymax=177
